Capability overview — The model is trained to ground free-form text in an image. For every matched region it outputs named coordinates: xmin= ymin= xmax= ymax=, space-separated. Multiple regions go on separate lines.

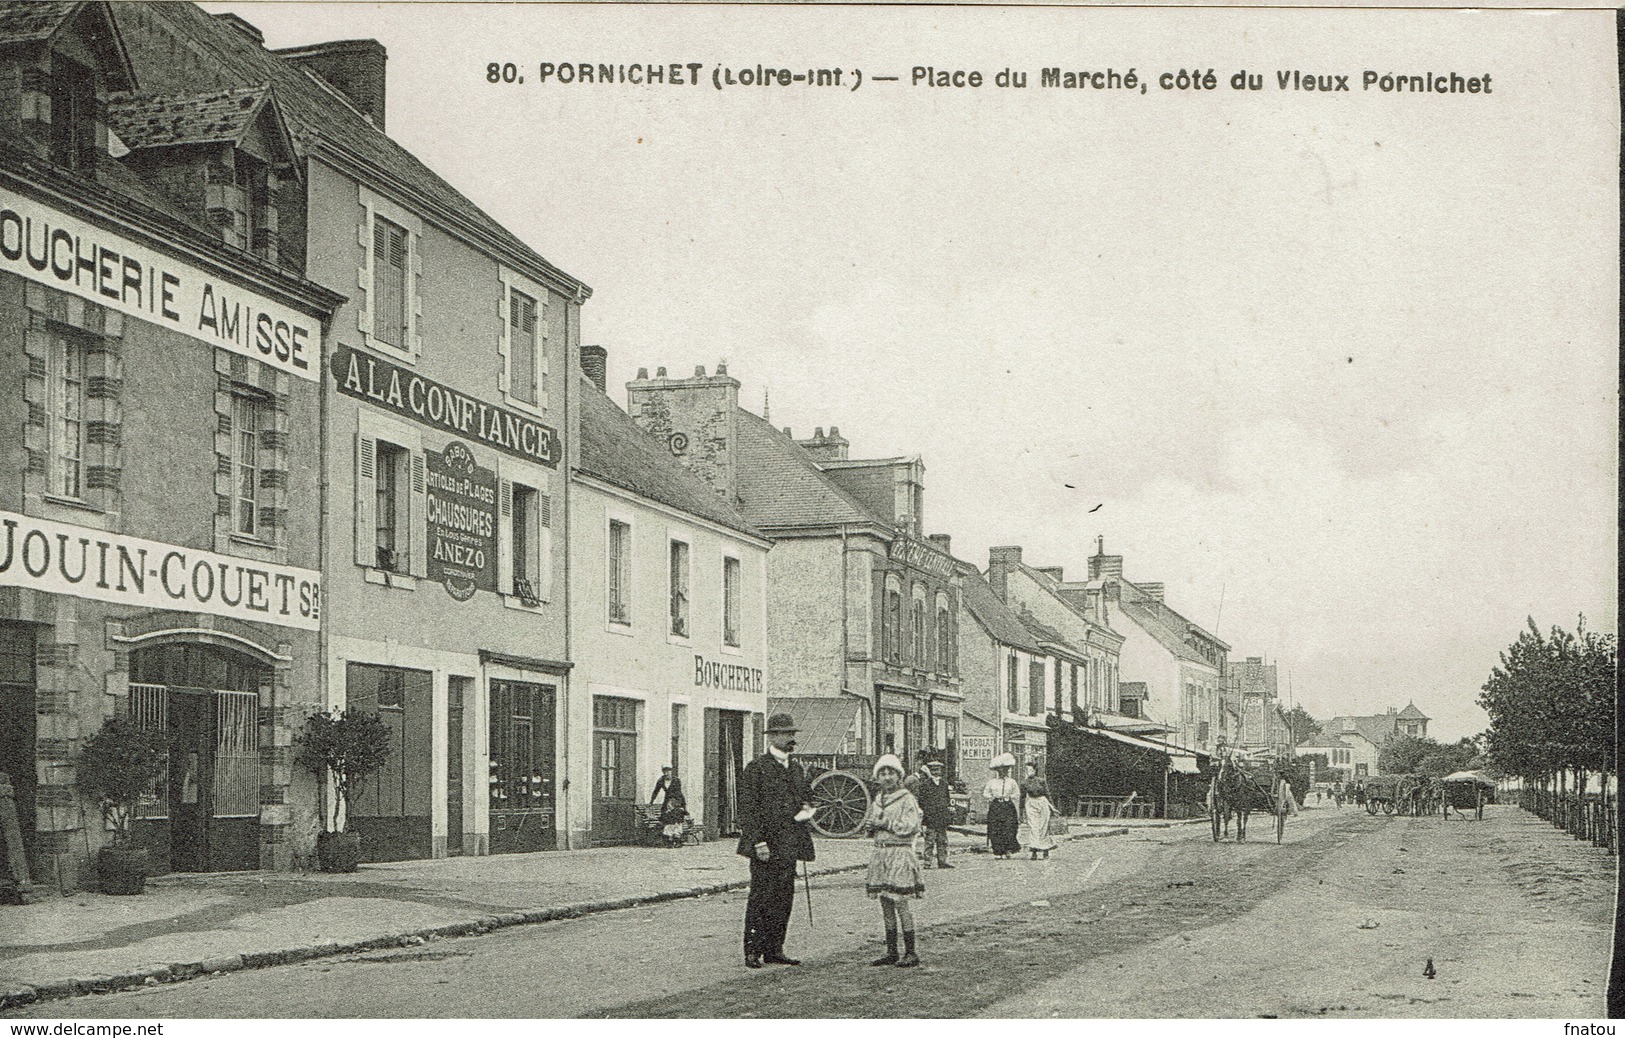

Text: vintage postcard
xmin=0 ymin=0 xmax=1616 ymax=1025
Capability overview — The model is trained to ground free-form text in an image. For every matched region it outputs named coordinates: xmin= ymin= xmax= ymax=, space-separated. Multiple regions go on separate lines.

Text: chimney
xmin=1088 ymin=538 xmax=1124 ymax=580
xmin=213 ymin=13 xmax=264 ymax=45
xmin=1038 ymin=566 xmax=1064 ymax=584
xmin=627 ymin=362 xmax=742 ymax=500
xmin=795 ymin=425 xmax=849 ymax=462
xmin=580 ymin=345 xmax=607 ymax=394
xmin=987 ymin=546 xmax=1022 ymax=602
xmin=927 ymin=533 xmax=952 ymax=556
xmin=1139 ymin=582 xmax=1164 ymax=604
xmin=276 ymin=40 xmax=388 ymax=130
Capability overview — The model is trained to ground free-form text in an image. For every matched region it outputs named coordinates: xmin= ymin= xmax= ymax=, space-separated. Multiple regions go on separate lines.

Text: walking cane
xmin=801 ymin=859 xmax=814 ymax=928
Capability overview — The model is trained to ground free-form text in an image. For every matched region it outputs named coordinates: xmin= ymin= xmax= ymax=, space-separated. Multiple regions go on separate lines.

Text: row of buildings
xmin=0 ymin=1 xmax=1298 ymax=890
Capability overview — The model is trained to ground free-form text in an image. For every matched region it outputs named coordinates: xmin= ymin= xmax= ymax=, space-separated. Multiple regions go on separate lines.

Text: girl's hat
xmin=990 ymin=752 xmax=1017 ymax=770
xmin=872 ymin=753 xmax=905 ymax=779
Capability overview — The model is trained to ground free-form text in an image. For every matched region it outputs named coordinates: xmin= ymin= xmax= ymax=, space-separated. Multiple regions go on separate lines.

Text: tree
xmin=1282 ymin=705 xmax=1322 ymax=746
xmin=1478 ymin=616 xmax=1616 ymax=791
xmin=78 ymin=718 xmax=168 ymax=846
xmin=1378 ymin=734 xmax=1432 ymax=775
xmin=295 ymin=709 xmax=392 ymax=833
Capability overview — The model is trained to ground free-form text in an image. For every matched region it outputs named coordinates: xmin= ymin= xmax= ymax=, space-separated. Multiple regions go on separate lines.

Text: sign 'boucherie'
xmin=331 ymin=345 xmax=560 ymax=468
xmin=0 ymin=190 xmax=319 ymax=381
xmin=0 ymin=511 xmax=321 ymax=631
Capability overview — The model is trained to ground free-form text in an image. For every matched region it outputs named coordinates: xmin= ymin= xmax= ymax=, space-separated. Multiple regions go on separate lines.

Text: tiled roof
xmin=578 ymin=380 xmax=764 ymax=541
xmin=0 ymin=1 xmax=80 ymax=44
xmin=1329 ymin=714 xmax=1398 ymax=747
xmin=1118 ymin=681 xmax=1148 ymax=697
xmin=959 ymin=571 xmax=1044 ymax=654
xmin=107 ymin=85 xmax=273 ymax=149
xmin=1016 ymin=611 xmax=1087 ymax=660
xmin=108 ymin=3 xmax=586 ymax=298
xmin=766 ymin=697 xmax=862 ymax=756
xmin=1230 ymin=658 xmax=1278 ymax=697
xmin=1117 ymin=599 xmax=1214 ymax=666
xmin=735 ymin=409 xmax=882 ymax=530
xmin=1397 ymin=702 xmax=1429 ymax=720
xmin=1297 ymin=733 xmax=1354 ymax=750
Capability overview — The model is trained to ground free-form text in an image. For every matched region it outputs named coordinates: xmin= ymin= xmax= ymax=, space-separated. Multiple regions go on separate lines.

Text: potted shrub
xmin=295 ymin=708 xmax=391 ymax=872
xmin=78 ymin=717 xmax=168 ymax=895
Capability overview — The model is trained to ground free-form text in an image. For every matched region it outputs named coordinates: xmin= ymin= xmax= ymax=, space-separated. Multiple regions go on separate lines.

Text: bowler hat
xmin=764 ymin=712 xmax=798 ymax=733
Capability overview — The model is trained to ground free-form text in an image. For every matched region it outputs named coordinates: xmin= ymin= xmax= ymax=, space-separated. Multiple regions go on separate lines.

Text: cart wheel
xmin=1366 ymin=800 xmax=1378 ymax=815
xmin=809 ymin=770 xmax=870 ymax=838
xmin=1382 ymin=800 xmax=1395 ymax=815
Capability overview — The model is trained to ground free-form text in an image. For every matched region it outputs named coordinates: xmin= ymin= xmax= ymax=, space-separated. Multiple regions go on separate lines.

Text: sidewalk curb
xmin=0 ymin=859 xmax=872 ymax=1012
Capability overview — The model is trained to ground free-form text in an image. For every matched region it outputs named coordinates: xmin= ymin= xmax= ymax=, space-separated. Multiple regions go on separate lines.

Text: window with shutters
xmin=1053 ymin=659 xmax=1064 ymax=715
xmin=45 ymin=330 xmax=87 ymax=501
xmin=509 ymin=289 xmax=538 ymax=404
xmin=936 ymin=603 xmax=952 ymax=673
xmin=668 ymin=539 xmax=690 ymax=639
xmin=372 ymin=217 xmax=407 ymax=349
xmin=1007 ymin=655 xmax=1020 ymax=714
xmin=500 ymin=472 xmax=550 ymax=608
xmin=1028 ymin=659 xmax=1045 ymax=716
xmin=912 ymin=597 xmax=926 ymax=664
xmin=608 ymin=519 xmax=632 ymax=626
xmin=722 ymin=555 xmax=741 ymax=648
xmin=1070 ymin=663 xmax=1080 ymax=717
xmin=374 ymin=441 xmax=408 ymax=572
xmin=885 ymin=588 xmax=902 ymax=662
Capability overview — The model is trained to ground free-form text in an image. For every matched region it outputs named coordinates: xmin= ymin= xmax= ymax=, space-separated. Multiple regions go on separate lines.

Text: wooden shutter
xmin=354 ymin=434 xmax=376 ymax=567
xmin=407 ymin=450 xmax=428 ymax=577
xmin=702 ymin=708 xmax=719 ymax=839
xmin=497 ymin=477 xmax=514 ymax=595
xmin=751 ymin=711 xmax=764 ymax=759
xmin=535 ymin=490 xmax=552 ymax=602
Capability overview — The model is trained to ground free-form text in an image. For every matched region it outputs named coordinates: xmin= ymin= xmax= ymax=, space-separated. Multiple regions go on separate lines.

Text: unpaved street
xmin=10 ymin=804 xmax=1611 ymax=1019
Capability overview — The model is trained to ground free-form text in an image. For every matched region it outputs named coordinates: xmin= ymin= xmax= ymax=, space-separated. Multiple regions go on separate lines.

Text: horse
xmin=1208 ymin=756 xmax=1274 ymax=841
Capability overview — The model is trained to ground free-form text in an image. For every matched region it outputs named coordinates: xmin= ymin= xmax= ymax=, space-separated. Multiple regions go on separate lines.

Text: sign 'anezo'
xmin=331 ymin=345 xmax=561 ymax=468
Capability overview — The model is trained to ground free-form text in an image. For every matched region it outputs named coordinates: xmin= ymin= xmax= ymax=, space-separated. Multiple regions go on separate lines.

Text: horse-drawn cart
xmin=1440 ymin=770 xmax=1495 ymax=820
xmin=1360 ymin=775 xmax=1402 ymax=815
xmin=1209 ymin=755 xmax=1294 ymax=844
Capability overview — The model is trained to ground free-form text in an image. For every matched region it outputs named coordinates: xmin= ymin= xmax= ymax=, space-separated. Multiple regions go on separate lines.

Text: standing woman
xmin=1021 ymin=766 xmax=1057 ymax=860
xmin=863 ymin=754 xmax=925 ymax=967
xmin=658 ymin=768 xmax=688 ymax=847
xmin=983 ymin=753 xmax=1022 ymax=859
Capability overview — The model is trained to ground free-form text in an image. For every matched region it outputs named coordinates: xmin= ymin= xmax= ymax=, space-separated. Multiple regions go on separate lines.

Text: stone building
xmin=570 ymin=360 xmax=770 ymax=845
xmin=1230 ymin=656 xmax=1291 ymax=756
xmin=0 ymin=0 xmax=341 ymax=888
xmin=106 ymin=2 xmax=592 ymax=860
xmin=1085 ymin=541 xmax=1229 ymax=754
xmin=624 ymin=368 xmax=964 ymax=776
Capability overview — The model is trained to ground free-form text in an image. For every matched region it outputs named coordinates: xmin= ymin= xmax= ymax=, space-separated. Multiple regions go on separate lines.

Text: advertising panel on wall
xmin=0 ymin=189 xmax=321 ymax=380
xmin=425 ymin=441 xmax=499 ymax=601
xmin=0 ymin=510 xmax=322 ymax=630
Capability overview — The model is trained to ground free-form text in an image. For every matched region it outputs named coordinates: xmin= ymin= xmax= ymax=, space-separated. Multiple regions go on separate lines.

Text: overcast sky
xmin=213 ymin=3 xmax=1618 ymax=741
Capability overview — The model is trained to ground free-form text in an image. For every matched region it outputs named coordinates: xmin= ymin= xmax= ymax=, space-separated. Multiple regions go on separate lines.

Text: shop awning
xmin=1074 ymin=723 xmax=1204 ymax=772
xmin=770 ymin=697 xmax=862 ymax=756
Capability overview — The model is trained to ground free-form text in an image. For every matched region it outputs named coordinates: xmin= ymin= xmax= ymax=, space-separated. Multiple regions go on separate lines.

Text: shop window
xmin=46 ymin=330 xmax=87 ymax=500
xmin=508 ymin=289 xmax=538 ymax=404
xmin=722 ymin=556 xmax=741 ymax=647
xmin=49 ymin=56 xmax=98 ymax=172
xmin=608 ymin=519 xmax=632 ymax=625
xmin=593 ymin=696 xmax=639 ymax=800
xmin=669 ymin=539 xmax=690 ymax=638
xmin=232 ymin=393 xmax=264 ymax=538
xmin=489 ymin=680 xmax=556 ymax=811
xmin=371 ymin=216 xmax=408 ymax=350
xmin=373 ymin=441 xmax=408 ymax=572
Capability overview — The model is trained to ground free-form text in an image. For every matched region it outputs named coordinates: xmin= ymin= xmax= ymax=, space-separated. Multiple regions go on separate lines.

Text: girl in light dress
xmin=862 ymin=754 xmax=924 ymax=967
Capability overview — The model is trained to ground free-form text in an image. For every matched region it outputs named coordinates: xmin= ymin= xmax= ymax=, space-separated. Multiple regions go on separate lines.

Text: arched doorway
xmin=128 ymin=642 xmax=269 ymax=873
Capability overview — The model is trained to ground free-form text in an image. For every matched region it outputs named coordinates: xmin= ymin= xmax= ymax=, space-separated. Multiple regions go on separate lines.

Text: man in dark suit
xmin=736 ymin=712 xmax=815 ymax=968
xmin=912 ymin=758 xmax=954 ymax=869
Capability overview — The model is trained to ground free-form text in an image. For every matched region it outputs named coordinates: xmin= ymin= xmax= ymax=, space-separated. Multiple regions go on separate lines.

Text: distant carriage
xmin=1440 ymin=770 xmax=1495 ymax=821
xmin=1208 ymin=754 xmax=1293 ymax=844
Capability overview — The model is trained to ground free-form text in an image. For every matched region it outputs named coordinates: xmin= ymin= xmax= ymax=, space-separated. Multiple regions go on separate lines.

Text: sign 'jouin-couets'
xmin=0 ymin=190 xmax=321 ymax=380
xmin=331 ymin=345 xmax=560 ymax=468
xmin=0 ymin=511 xmax=322 ymax=631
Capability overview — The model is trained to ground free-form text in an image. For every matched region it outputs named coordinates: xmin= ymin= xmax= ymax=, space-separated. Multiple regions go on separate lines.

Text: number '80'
xmin=487 ymin=63 xmax=520 ymax=83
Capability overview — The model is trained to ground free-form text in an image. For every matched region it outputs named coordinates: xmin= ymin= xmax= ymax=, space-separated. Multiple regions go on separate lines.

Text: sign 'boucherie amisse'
xmin=0 ymin=189 xmax=320 ymax=381
xmin=331 ymin=345 xmax=560 ymax=468
xmin=0 ymin=511 xmax=321 ymax=631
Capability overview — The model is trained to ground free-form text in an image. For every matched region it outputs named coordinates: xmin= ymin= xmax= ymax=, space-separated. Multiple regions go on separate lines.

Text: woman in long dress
xmin=658 ymin=774 xmax=688 ymax=847
xmin=982 ymin=754 xmax=1022 ymax=859
xmin=863 ymin=754 xmax=924 ymax=967
xmin=1021 ymin=769 xmax=1057 ymax=860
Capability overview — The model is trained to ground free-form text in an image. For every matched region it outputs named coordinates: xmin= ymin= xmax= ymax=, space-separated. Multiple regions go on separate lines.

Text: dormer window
xmin=49 ymin=56 xmax=98 ymax=172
